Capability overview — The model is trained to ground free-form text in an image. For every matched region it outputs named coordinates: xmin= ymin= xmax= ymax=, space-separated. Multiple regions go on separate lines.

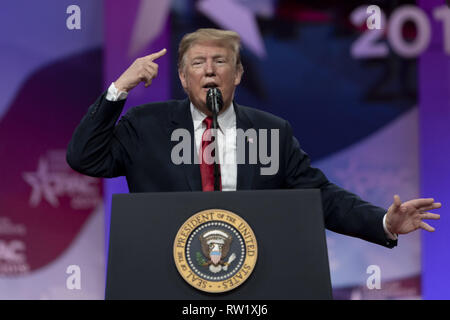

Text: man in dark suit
xmin=67 ymin=28 xmax=441 ymax=248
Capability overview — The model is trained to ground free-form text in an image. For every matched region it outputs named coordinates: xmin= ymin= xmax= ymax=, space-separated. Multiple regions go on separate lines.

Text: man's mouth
xmin=203 ymin=83 xmax=219 ymax=90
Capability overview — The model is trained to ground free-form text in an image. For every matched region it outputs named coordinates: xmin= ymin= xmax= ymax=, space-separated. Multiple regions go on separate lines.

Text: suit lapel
xmin=167 ymin=100 xmax=257 ymax=191
xmin=234 ymin=102 xmax=257 ymax=190
xmin=167 ymin=99 xmax=202 ymax=191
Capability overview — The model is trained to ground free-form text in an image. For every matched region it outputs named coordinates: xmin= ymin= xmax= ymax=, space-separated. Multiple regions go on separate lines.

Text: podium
xmin=105 ymin=189 xmax=332 ymax=299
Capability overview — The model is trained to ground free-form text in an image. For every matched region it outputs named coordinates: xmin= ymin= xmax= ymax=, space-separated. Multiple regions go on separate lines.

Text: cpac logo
xmin=22 ymin=151 xmax=101 ymax=209
xmin=0 ymin=240 xmax=29 ymax=275
xmin=0 ymin=240 xmax=25 ymax=263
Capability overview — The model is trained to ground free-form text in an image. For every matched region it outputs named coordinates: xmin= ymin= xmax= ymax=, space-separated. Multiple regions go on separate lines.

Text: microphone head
xmin=206 ymin=88 xmax=223 ymax=113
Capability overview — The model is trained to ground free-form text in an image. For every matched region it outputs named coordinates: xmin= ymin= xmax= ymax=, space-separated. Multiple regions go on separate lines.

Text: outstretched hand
xmin=386 ymin=195 xmax=441 ymax=235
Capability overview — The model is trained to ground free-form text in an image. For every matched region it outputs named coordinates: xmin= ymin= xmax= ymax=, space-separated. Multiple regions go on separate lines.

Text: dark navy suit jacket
xmin=67 ymin=92 xmax=397 ymax=248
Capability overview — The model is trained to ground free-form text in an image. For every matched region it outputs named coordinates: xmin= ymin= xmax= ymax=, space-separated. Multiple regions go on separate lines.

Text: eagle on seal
xmin=199 ymin=229 xmax=236 ymax=273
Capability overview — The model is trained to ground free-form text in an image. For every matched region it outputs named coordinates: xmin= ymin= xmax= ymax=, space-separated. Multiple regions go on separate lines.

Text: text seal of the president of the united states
xmin=173 ymin=209 xmax=258 ymax=293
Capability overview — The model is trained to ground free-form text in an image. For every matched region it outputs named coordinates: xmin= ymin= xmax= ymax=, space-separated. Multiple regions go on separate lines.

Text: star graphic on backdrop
xmin=128 ymin=0 xmax=266 ymax=58
xmin=22 ymin=158 xmax=59 ymax=207
xmin=196 ymin=0 xmax=266 ymax=58
xmin=128 ymin=0 xmax=171 ymax=58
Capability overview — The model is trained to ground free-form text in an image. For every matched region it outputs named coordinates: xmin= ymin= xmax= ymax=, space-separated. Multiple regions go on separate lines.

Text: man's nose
xmin=205 ymin=60 xmax=215 ymax=76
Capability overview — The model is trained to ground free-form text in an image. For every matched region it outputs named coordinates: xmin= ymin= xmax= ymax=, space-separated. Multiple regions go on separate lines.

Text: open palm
xmin=386 ymin=195 xmax=441 ymax=235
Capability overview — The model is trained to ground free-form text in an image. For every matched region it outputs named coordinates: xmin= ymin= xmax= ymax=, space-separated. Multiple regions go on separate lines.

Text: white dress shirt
xmin=105 ymin=82 xmax=397 ymax=240
xmin=190 ymin=101 xmax=237 ymax=191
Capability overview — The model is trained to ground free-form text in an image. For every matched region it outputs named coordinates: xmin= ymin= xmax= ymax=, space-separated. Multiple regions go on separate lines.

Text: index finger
xmin=147 ymin=48 xmax=167 ymax=61
xmin=419 ymin=202 xmax=442 ymax=212
xmin=408 ymin=198 xmax=435 ymax=208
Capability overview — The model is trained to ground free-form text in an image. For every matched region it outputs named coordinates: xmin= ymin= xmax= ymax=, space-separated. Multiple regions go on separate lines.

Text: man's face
xmin=178 ymin=42 xmax=243 ymax=115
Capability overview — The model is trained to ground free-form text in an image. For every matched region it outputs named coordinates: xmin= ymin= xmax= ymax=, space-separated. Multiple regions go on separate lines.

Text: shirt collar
xmin=190 ymin=101 xmax=236 ymax=133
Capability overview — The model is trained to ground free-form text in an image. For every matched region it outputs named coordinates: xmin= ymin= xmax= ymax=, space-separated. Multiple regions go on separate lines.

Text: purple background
xmin=419 ymin=0 xmax=450 ymax=300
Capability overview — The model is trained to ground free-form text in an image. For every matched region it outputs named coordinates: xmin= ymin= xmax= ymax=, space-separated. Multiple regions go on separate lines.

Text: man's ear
xmin=234 ymin=66 xmax=243 ymax=86
xmin=178 ymin=68 xmax=187 ymax=90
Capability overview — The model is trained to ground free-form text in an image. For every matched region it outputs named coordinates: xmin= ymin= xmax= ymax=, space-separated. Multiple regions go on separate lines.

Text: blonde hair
xmin=178 ymin=28 xmax=243 ymax=72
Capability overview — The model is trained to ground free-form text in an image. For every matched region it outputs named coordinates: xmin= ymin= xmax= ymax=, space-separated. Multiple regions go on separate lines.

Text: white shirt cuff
xmin=106 ymin=82 xmax=128 ymax=101
xmin=383 ymin=214 xmax=398 ymax=241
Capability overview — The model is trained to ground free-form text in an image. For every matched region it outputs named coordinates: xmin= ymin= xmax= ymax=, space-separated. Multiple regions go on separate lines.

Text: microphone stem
xmin=212 ymin=105 xmax=220 ymax=191
xmin=206 ymin=88 xmax=222 ymax=192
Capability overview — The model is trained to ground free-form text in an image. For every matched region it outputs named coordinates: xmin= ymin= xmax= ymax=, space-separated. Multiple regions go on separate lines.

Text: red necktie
xmin=199 ymin=117 xmax=222 ymax=191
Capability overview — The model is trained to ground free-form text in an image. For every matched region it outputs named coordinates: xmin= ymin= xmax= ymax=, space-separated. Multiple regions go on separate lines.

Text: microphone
xmin=206 ymin=88 xmax=223 ymax=191
xmin=206 ymin=87 xmax=223 ymax=115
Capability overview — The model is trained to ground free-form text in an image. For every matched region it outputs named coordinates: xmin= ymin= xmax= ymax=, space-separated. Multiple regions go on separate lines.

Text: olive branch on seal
xmin=196 ymin=252 xmax=208 ymax=266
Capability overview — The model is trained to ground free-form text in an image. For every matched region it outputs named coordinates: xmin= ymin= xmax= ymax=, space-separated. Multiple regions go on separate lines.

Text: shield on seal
xmin=210 ymin=248 xmax=221 ymax=265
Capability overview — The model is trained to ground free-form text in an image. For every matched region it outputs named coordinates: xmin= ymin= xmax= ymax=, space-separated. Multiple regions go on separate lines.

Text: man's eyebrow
xmin=190 ymin=54 xmax=227 ymax=60
xmin=191 ymin=55 xmax=206 ymax=60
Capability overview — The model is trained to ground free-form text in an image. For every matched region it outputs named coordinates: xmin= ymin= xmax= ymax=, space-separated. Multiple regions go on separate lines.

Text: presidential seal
xmin=173 ymin=209 xmax=258 ymax=293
